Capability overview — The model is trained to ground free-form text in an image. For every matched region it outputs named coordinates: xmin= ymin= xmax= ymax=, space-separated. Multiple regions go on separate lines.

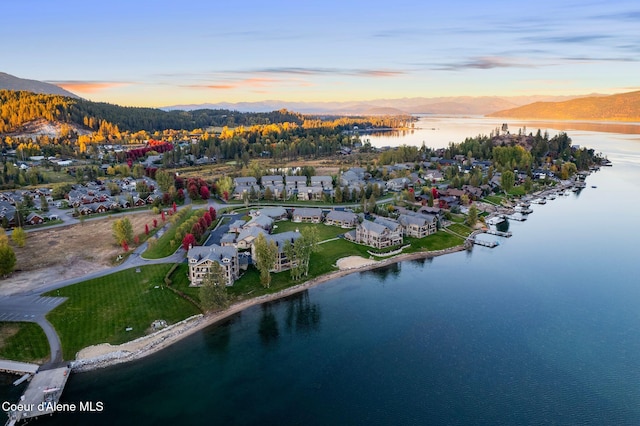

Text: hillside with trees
xmin=487 ymin=91 xmax=640 ymax=122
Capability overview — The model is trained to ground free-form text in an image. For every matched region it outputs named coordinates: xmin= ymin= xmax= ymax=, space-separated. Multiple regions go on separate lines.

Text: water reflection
xmin=284 ymin=290 xmax=321 ymax=335
xmin=410 ymin=256 xmax=433 ymax=267
xmin=258 ymin=305 xmax=279 ymax=346
xmin=361 ymin=262 xmax=401 ymax=280
xmin=204 ymin=318 xmax=233 ymax=354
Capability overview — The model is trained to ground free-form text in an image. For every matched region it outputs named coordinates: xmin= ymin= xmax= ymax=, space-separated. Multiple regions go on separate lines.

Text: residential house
xmin=253 ymin=207 xmax=288 ymax=221
xmin=310 ymin=175 xmax=333 ymax=188
xmin=325 ymin=210 xmax=358 ymax=228
xmin=297 ymin=186 xmax=323 ymax=201
xmin=398 ymin=213 xmax=437 ymax=238
xmin=187 ymin=244 xmax=239 ymax=286
xmin=261 ymin=175 xmax=283 ymax=186
xmin=219 ymin=233 xmax=237 ymax=247
xmin=386 ymin=177 xmax=409 ymax=192
xmin=244 ymin=215 xmax=274 ymax=232
xmin=25 ymin=212 xmax=45 ymax=225
xmin=232 ymin=184 xmax=261 ymax=201
xmin=351 ymin=218 xmax=403 ymax=249
xmin=292 ymin=208 xmax=323 ymax=223
xmin=251 ymin=231 xmax=302 ymax=272
xmin=233 ymin=177 xmax=257 ymax=187
xmin=235 ymin=227 xmax=267 ymax=250
xmin=228 ymin=220 xmax=246 ymax=234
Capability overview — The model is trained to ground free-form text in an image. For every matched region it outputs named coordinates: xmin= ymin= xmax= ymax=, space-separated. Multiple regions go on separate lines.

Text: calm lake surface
xmin=4 ymin=116 xmax=640 ymax=425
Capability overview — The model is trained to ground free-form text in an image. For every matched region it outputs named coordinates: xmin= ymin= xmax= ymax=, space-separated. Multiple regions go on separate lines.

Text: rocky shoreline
xmin=72 ymin=245 xmax=467 ymax=372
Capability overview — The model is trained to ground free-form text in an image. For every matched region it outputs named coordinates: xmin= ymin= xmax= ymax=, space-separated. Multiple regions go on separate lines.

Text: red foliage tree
xmin=145 ymin=224 xmax=149 ymax=235
xmin=172 ymin=202 xmax=177 ymax=213
xmin=209 ymin=207 xmax=217 ymax=220
xmin=122 ymin=241 xmax=129 ymax=252
xmin=134 ymin=235 xmax=140 ymax=245
xmin=153 ymin=218 xmax=158 ymax=228
xmin=191 ymin=223 xmax=203 ymax=240
xmin=199 ymin=185 xmax=210 ymax=200
xmin=203 ymin=212 xmax=212 ymax=227
xmin=182 ymin=233 xmax=196 ymax=251
xmin=161 ymin=211 xmax=166 ymax=222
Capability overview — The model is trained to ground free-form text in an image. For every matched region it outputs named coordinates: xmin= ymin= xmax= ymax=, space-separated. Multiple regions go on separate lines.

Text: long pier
xmin=3 ymin=364 xmax=71 ymax=426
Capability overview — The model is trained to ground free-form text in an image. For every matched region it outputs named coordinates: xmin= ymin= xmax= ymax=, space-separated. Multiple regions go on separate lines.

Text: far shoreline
xmin=71 ymin=244 xmax=468 ymax=372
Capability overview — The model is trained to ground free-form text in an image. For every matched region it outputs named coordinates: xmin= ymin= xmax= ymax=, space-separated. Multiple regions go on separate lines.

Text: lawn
xmin=0 ymin=322 xmax=50 ymax=363
xmin=405 ymin=231 xmax=465 ymax=252
xmin=168 ymin=262 xmax=202 ymax=304
xmin=447 ymin=223 xmax=474 ymax=237
xmin=44 ymin=264 xmax=200 ymax=360
xmin=482 ymin=195 xmax=505 ymax=205
xmin=272 ymin=221 xmax=346 ymax=241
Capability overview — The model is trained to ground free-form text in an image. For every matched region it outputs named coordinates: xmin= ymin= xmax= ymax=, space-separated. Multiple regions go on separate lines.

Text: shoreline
xmin=71 ymin=244 xmax=467 ymax=372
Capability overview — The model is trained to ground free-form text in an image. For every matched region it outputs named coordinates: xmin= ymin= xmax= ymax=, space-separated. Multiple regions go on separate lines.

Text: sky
xmin=2 ymin=0 xmax=639 ymax=107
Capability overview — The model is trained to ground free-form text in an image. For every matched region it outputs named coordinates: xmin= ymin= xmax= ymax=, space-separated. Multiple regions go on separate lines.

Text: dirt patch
xmin=0 ymin=212 xmax=159 ymax=295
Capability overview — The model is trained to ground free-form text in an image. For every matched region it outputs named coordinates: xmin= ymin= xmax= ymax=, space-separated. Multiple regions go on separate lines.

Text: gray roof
xmin=398 ymin=214 xmax=434 ymax=227
xmin=220 ymin=233 xmax=237 ymax=244
xmin=188 ymin=244 xmax=238 ymax=265
xmin=266 ymin=231 xmax=302 ymax=253
xmin=234 ymin=177 xmax=257 ymax=185
xmin=237 ymin=226 xmax=267 ymax=242
xmin=326 ymin=210 xmax=357 ymax=222
xmin=257 ymin=207 xmax=287 ymax=218
xmin=373 ymin=217 xmax=401 ymax=232
xmin=292 ymin=207 xmax=323 ymax=217
xmin=360 ymin=219 xmax=389 ymax=236
xmin=245 ymin=215 xmax=274 ymax=229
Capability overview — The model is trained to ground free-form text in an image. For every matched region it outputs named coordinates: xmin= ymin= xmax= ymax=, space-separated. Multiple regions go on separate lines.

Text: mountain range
xmin=2 ymin=71 xmax=639 ymax=123
xmin=161 ymin=95 xmax=591 ymax=115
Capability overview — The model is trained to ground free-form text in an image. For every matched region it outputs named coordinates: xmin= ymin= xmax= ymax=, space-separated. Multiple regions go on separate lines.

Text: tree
xmin=12 ymin=227 xmax=26 ymax=248
xmin=145 ymin=224 xmax=149 ymax=235
xmin=156 ymin=170 xmax=174 ymax=192
xmin=182 ymin=233 xmax=196 ymax=251
xmin=0 ymin=243 xmax=16 ymax=276
xmin=199 ymin=262 xmax=230 ymax=312
xmin=283 ymin=228 xmax=319 ymax=280
xmin=39 ymin=194 xmax=49 ymax=212
xmin=253 ymin=233 xmax=278 ymax=288
xmin=466 ymin=205 xmax=478 ymax=227
xmin=199 ymin=185 xmax=210 ymax=200
xmin=501 ymin=170 xmax=515 ymax=195
xmin=112 ymin=218 xmax=133 ymax=245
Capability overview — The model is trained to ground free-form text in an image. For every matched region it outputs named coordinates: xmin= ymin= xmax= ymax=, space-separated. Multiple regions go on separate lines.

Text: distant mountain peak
xmin=0 ymin=71 xmax=79 ymax=98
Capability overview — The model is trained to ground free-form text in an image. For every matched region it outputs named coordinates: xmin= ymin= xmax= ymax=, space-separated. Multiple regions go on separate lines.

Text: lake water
xmin=3 ymin=116 xmax=640 ymax=425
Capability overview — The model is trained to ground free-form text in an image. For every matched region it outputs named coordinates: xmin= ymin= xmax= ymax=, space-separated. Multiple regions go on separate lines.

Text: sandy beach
xmin=72 ymin=246 xmax=467 ymax=372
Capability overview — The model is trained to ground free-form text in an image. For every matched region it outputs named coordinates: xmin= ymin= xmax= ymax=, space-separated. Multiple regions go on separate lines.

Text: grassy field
xmin=0 ymin=322 xmax=50 ymax=363
xmin=447 ymin=223 xmax=474 ymax=237
xmin=482 ymin=195 xmax=505 ymax=205
xmin=272 ymin=220 xmax=346 ymax=241
xmin=168 ymin=262 xmax=201 ymax=304
xmin=44 ymin=264 xmax=200 ymax=360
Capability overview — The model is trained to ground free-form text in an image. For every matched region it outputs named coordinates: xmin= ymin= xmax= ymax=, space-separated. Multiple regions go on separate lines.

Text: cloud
xmin=183 ymin=78 xmax=282 ymax=91
xmin=591 ymin=11 xmax=640 ymax=21
xmin=522 ymin=34 xmax=611 ymax=44
xmin=46 ymin=81 xmax=131 ymax=93
xmin=433 ymin=57 xmax=533 ymax=71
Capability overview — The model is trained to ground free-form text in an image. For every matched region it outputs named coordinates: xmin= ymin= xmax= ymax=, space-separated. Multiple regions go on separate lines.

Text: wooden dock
xmin=4 ymin=365 xmax=71 ymax=426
